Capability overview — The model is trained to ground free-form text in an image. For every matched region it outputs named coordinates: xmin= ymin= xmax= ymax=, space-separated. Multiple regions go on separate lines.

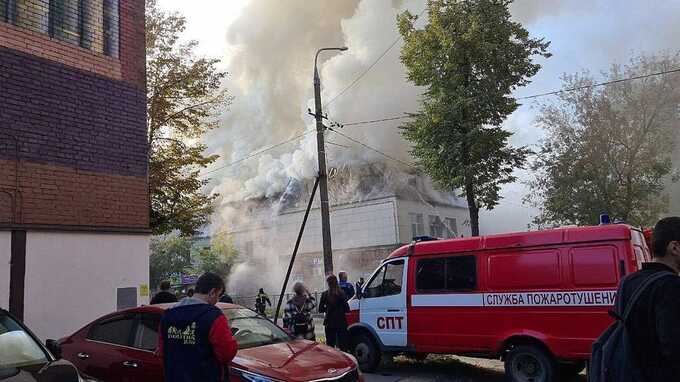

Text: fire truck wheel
xmin=505 ymin=345 xmax=555 ymax=382
xmin=352 ymin=333 xmax=381 ymax=373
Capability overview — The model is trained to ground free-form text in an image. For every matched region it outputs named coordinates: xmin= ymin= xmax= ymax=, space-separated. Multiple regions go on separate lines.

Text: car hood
xmin=233 ymin=339 xmax=356 ymax=381
xmin=0 ymin=360 xmax=82 ymax=382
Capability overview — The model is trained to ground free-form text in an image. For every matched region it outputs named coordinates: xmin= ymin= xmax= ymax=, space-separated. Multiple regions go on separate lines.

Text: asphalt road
xmin=312 ymin=320 xmax=586 ymax=382
xmin=362 ymin=356 xmax=587 ymax=382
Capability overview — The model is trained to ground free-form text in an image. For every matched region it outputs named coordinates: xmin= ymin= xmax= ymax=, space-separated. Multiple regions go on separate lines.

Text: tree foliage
xmin=149 ymin=234 xmax=193 ymax=290
xmin=196 ymin=234 xmax=239 ymax=283
xmin=398 ymin=0 xmax=549 ymax=236
xmin=528 ymin=54 xmax=680 ymax=227
xmin=146 ymin=0 xmax=230 ymax=236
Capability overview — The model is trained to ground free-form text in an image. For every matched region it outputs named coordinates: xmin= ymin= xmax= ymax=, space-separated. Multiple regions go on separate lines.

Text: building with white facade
xmin=221 ymin=164 xmax=470 ymax=292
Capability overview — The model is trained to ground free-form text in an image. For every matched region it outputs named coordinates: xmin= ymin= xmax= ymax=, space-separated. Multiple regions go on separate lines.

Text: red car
xmin=59 ymin=303 xmax=362 ymax=382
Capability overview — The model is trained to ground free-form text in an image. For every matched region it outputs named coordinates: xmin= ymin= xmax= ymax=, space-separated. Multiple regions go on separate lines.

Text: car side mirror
xmin=45 ymin=339 xmax=62 ymax=359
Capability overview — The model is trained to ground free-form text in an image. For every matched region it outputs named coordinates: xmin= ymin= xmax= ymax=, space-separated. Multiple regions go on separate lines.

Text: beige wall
xmin=0 ymin=232 xmax=10 ymax=310
xmin=23 ymin=232 xmax=150 ymax=340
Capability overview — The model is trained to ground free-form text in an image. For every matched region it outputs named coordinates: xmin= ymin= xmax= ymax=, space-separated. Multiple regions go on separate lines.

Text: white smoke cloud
xmin=207 ymin=0 xmax=427 ymax=215
xmin=189 ymin=0 xmax=680 ymax=287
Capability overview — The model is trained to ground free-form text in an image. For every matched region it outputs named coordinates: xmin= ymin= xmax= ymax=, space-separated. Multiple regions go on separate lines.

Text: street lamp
xmin=313 ymin=47 xmax=347 ymax=277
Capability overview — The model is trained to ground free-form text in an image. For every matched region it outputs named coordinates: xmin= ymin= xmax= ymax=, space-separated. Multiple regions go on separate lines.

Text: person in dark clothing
xmin=158 ymin=272 xmax=238 ymax=382
xmin=255 ymin=289 xmax=271 ymax=317
xmin=355 ymin=277 xmax=365 ymax=297
xmin=151 ymin=280 xmax=178 ymax=305
xmin=616 ymin=217 xmax=680 ymax=381
xmin=186 ymin=288 xmax=194 ymax=297
xmin=283 ymin=283 xmax=316 ymax=341
xmin=338 ymin=271 xmax=355 ymax=301
xmin=319 ymin=274 xmax=350 ymax=351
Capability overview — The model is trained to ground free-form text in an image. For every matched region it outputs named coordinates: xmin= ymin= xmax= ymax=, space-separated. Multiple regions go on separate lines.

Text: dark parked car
xmin=0 ymin=308 xmax=96 ymax=382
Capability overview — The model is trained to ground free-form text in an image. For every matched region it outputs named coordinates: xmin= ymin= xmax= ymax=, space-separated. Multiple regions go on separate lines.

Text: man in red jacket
xmin=158 ymin=272 xmax=238 ymax=382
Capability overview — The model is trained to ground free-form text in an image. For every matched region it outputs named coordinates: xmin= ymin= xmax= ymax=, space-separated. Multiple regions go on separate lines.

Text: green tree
xmin=398 ymin=0 xmax=549 ymax=236
xmin=196 ymin=235 xmax=239 ymax=283
xmin=150 ymin=234 xmax=193 ymax=290
xmin=528 ymin=54 xmax=680 ymax=227
xmin=146 ymin=0 xmax=230 ymax=236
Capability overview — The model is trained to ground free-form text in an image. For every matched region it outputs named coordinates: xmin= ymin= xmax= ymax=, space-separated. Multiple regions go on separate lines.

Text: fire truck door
xmin=359 ymin=259 xmax=407 ymax=347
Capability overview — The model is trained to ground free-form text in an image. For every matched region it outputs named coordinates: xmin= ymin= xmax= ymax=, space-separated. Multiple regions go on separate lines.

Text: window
xmin=444 ymin=218 xmax=458 ymax=238
xmin=364 ymin=260 xmax=404 ymax=298
xmin=87 ymin=315 xmax=136 ymax=346
xmin=1 ymin=0 xmax=16 ymax=23
xmin=428 ymin=215 xmax=444 ymax=237
xmin=102 ymin=0 xmax=118 ymax=57
xmin=134 ymin=314 xmax=160 ymax=351
xmin=416 ymin=255 xmax=476 ymax=292
xmin=49 ymin=0 xmax=80 ymax=44
xmin=0 ymin=312 xmax=48 ymax=368
xmin=3 ymin=0 xmax=118 ymax=56
xmin=447 ymin=256 xmax=476 ymax=290
xmin=409 ymin=213 xmax=424 ymax=238
xmin=416 ymin=258 xmax=445 ymax=291
xmin=223 ymin=309 xmax=289 ymax=350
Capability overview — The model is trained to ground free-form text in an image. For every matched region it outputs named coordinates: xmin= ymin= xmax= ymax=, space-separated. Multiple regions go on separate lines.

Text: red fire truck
xmin=346 ymin=224 xmax=651 ymax=381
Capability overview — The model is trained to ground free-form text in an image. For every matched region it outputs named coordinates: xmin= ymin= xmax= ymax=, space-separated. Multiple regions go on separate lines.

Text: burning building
xmin=219 ymin=162 xmax=470 ymax=293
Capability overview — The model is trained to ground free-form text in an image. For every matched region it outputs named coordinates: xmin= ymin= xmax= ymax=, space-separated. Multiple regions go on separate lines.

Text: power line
xmin=337 ymin=66 xmax=680 ymax=127
xmin=328 ymin=127 xmax=417 ymax=170
xmin=342 ymin=115 xmax=412 ymax=127
xmin=324 ymin=7 xmax=428 ymax=109
xmin=517 ymin=67 xmax=680 ymax=100
xmin=199 ymin=132 xmax=311 ymax=178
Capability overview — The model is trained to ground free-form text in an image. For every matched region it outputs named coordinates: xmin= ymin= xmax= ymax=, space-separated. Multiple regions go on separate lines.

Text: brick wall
xmin=0 ymin=0 xmax=147 ymax=230
xmin=119 ymin=0 xmax=146 ymax=89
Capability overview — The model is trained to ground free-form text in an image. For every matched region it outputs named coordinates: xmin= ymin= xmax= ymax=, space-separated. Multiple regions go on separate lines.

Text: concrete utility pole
xmin=313 ymin=47 xmax=347 ymax=276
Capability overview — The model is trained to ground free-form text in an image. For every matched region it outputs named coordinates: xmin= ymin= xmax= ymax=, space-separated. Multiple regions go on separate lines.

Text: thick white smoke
xmin=192 ymin=0 xmax=680 ymax=294
xmin=207 ymin=0 xmax=426 ymax=206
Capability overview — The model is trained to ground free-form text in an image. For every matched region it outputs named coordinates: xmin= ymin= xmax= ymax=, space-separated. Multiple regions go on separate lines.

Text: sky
xmin=157 ymin=0 xmax=680 ymax=235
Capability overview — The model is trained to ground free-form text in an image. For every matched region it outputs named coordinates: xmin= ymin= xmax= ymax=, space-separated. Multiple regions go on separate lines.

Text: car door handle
xmin=77 ymin=352 xmax=90 ymax=360
xmin=122 ymin=361 xmax=139 ymax=368
xmin=387 ymin=309 xmax=401 ymax=312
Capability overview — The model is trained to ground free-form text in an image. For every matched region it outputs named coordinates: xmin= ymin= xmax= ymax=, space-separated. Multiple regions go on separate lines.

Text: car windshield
xmin=0 ymin=312 xmax=48 ymax=369
xmin=222 ymin=309 xmax=290 ymax=350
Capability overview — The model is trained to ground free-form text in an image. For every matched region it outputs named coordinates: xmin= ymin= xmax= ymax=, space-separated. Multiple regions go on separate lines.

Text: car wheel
xmin=558 ymin=361 xmax=585 ymax=377
xmin=352 ymin=333 xmax=381 ymax=373
xmin=505 ymin=345 xmax=555 ymax=382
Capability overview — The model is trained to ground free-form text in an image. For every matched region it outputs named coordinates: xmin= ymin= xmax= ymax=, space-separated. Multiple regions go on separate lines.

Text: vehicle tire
xmin=352 ymin=333 xmax=381 ymax=373
xmin=504 ymin=345 xmax=555 ymax=382
xmin=558 ymin=361 xmax=585 ymax=377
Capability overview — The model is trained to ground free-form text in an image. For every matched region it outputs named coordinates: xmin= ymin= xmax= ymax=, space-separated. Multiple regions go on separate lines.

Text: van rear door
xmin=359 ymin=259 xmax=407 ymax=347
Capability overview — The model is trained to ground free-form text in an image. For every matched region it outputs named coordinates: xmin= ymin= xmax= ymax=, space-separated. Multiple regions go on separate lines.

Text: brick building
xmin=0 ymin=0 xmax=149 ymax=340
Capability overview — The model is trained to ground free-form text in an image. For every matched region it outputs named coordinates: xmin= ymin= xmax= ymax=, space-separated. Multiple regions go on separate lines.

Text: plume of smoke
xmin=206 ymin=0 xmax=680 ymax=295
